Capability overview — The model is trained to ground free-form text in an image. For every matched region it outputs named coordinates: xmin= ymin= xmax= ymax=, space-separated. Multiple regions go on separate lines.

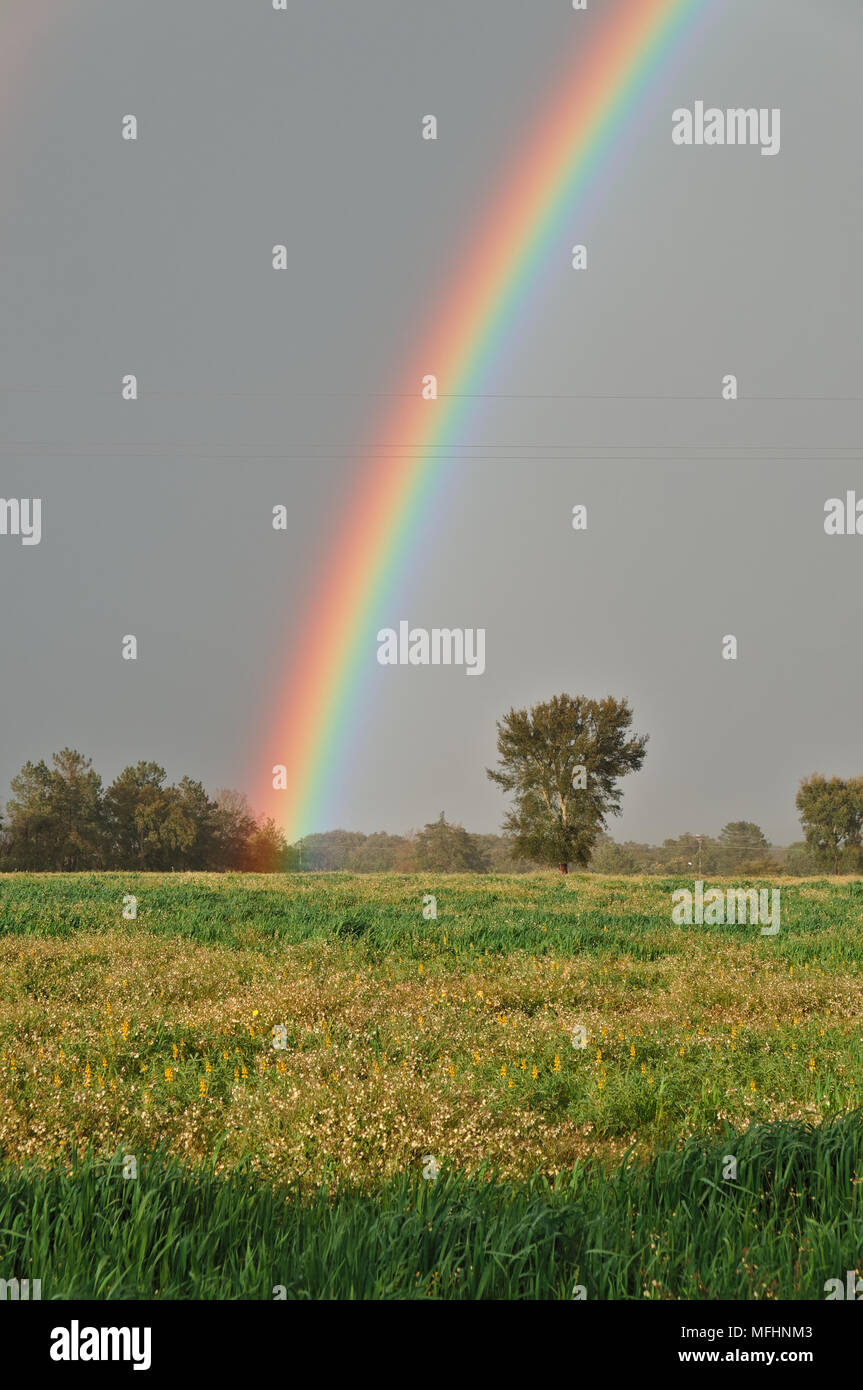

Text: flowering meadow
xmin=1 ymin=871 xmax=863 ymax=1297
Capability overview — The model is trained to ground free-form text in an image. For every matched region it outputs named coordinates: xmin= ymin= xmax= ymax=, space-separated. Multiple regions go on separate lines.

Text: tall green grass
xmin=2 ymin=1112 xmax=862 ymax=1299
xmin=2 ymin=872 xmax=862 ymax=971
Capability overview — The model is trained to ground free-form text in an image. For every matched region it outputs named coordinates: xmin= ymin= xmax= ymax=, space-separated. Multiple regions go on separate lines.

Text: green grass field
xmin=2 ymin=871 xmax=863 ymax=1298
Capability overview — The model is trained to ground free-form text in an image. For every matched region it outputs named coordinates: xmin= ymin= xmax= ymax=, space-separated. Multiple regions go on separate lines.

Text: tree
xmin=347 ymin=832 xmax=413 ymax=872
xmin=245 ymin=816 xmax=293 ymax=872
xmin=4 ymin=750 xmax=103 ymax=870
xmin=4 ymin=759 xmax=57 ymax=869
xmin=48 ymin=749 xmax=105 ymax=870
xmin=717 ymin=821 xmax=770 ymax=871
xmin=103 ymin=762 xmax=180 ymax=869
xmin=209 ymin=789 xmax=258 ymax=870
xmin=168 ymin=777 xmax=215 ymax=869
xmin=796 ymin=775 xmax=863 ymax=875
xmin=487 ymin=694 xmax=648 ymax=873
xmin=589 ymin=835 xmax=640 ymax=875
xmin=413 ymin=813 xmax=489 ymax=873
xmin=295 ymin=830 xmax=367 ymax=871
xmin=472 ymin=833 xmax=542 ymax=873
xmin=782 ymin=841 xmax=818 ymax=876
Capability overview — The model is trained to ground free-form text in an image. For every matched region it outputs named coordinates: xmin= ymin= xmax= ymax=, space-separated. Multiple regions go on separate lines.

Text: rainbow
xmin=262 ymin=0 xmax=719 ymax=841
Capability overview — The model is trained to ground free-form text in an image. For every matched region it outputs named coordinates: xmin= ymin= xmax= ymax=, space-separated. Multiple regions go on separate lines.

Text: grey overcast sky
xmin=1 ymin=0 xmax=861 ymax=845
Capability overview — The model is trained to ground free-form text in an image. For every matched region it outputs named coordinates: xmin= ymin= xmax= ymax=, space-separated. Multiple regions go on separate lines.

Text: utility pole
xmin=695 ymin=835 xmax=704 ymax=877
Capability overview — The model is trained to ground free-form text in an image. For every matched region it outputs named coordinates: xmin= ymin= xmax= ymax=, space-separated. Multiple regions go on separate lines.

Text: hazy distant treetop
xmin=413 ymin=812 xmax=490 ymax=873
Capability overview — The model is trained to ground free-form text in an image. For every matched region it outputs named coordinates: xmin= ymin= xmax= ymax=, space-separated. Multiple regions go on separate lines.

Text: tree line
xmin=0 ymin=750 xmax=294 ymax=872
xmin=2 ymin=695 xmax=862 ymax=874
xmin=292 ymin=818 xmax=856 ymax=876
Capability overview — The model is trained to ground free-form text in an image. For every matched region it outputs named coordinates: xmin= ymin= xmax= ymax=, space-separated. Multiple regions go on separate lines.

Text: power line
xmin=1 ymin=384 xmax=863 ymax=403
xmin=1 ymin=449 xmax=860 ymax=464
xmin=0 ymin=441 xmax=860 ymax=456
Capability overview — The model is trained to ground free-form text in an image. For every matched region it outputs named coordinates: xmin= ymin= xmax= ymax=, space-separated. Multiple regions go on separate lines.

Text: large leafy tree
xmin=796 ymin=775 xmax=863 ymax=875
xmin=487 ymin=694 xmax=648 ymax=873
